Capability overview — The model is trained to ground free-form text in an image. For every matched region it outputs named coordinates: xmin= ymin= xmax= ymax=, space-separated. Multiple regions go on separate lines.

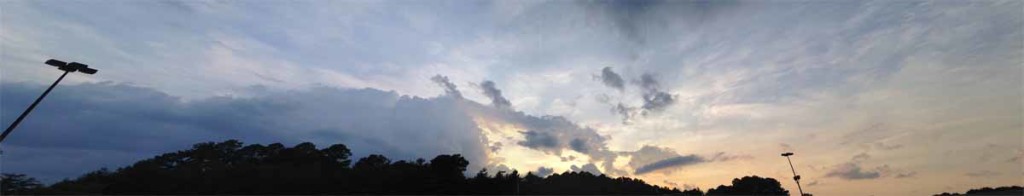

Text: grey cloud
xmin=627 ymin=145 xmax=682 ymax=169
xmin=604 ymin=73 xmax=677 ymax=123
xmin=965 ymin=170 xmax=1001 ymax=178
xmin=627 ymin=145 xmax=707 ymax=175
xmin=612 ymin=103 xmax=638 ymax=124
xmin=709 ymin=152 xmax=754 ymax=162
xmin=807 ymin=180 xmax=821 ymax=186
xmin=534 ymin=166 xmax=554 ymax=177
xmin=569 ymin=138 xmax=590 ymax=154
xmin=431 ymin=74 xmax=462 ymax=98
xmin=852 ymin=152 xmax=871 ymax=161
xmin=638 ymin=74 xmax=676 ymax=113
xmin=480 ymin=80 xmax=512 ymax=108
xmin=824 ymin=162 xmax=881 ymax=180
xmin=895 ymin=171 xmax=917 ymax=178
xmin=570 ymin=163 xmax=603 ymax=175
xmin=518 ymin=131 xmax=559 ymax=149
xmin=823 ymin=153 xmax=908 ymax=180
xmin=599 ymin=67 xmax=625 ymax=91
xmin=634 ymin=155 xmax=705 ymax=175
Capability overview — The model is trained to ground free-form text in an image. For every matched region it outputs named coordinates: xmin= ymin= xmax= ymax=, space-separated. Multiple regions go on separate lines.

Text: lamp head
xmin=78 ymin=67 xmax=98 ymax=74
xmin=781 ymin=152 xmax=794 ymax=157
xmin=45 ymin=59 xmax=67 ymax=67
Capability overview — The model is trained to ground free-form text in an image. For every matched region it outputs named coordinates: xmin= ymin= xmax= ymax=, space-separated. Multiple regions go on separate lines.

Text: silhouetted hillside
xmin=934 ymin=186 xmax=1024 ymax=196
xmin=2 ymin=140 xmax=794 ymax=195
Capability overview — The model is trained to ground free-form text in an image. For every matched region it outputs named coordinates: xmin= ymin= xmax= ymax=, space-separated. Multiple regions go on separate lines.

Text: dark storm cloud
xmin=431 ymin=74 xmax=462 ymax=98
xmin=634 ymin=155 xmax=705 ymax=175
xmin=480 ymin=80 xmax=511 ymax=108
xmin=0 ymin=82 xmax=492 ymax=183
xmin=599 ymin=67 xmax=625 ymax=91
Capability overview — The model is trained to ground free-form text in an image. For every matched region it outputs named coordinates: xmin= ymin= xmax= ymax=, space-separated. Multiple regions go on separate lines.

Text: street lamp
xmin=781 ymin=152 xmax=805 ymax=196
xmin=0 ymin=59 xmax=98 ymax=144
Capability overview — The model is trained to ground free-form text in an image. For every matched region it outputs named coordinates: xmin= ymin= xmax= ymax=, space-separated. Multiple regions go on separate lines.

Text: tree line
xmin=3 ymin=140 xmax=796 ymax=195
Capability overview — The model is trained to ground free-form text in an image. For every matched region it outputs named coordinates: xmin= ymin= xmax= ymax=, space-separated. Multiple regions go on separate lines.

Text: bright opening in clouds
xmin=1 ymin=0 xmax=1021 ymax=195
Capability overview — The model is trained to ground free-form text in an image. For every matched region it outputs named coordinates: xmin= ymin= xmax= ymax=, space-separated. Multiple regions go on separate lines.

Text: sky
xmin=1 ymin=0 xmax=1022 ymax=195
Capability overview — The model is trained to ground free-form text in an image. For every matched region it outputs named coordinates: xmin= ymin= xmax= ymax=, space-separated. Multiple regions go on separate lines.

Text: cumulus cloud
xmin=480 ymin=80 xmax=512 ymax=108
xmin=431 ymin=74 xmax=462 ymax=98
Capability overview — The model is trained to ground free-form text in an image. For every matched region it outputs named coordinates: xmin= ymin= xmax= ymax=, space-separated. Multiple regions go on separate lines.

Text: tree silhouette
xmin=705 ymin=175 xmax=789 ymax=195
xmin=1 ymin=173 xmax=43 ymax=195
xmin=21 ymin=140 xmax=765 ymax=195
xmin=934 ymin=186 xmax=1023 ymax=196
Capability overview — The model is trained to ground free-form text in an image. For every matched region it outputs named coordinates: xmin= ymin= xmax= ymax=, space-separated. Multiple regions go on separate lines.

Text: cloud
xmin=824 ymin=162 xmax=881 ymax=180
xmin=634 ymin=155 xmax=705 ymax=175
xmin=570 ymin=163 xmax=603 ymax=175
xmin=480 ymin=80 xmax=512 ymax=108
xmin=965 ymin=170 xmax=1001 ymax=178
xmin=823 ymin=153 xmax=890 ymax=180
xmin=518 ymin=131 xmax=559 ymax=149
xmin=598 ymin=67 xmax=625 ymax=91
xmin=807 ymin=180 xmax=822 ymax=186
xmin=709 ymin=152 xmax=754 ymax=162
xmin=600 ymin=71 xmax=678 ymax=123
xmin=534 ymin=166 xmax=554 ymax=177
xmin=431 ymin=74 xmax=462 ymax=98
xmin=637 ymin=74 xmax=676 ymax=112
xmin=626 ymin=145 xmax=708 ymax=175
xmin=895 ymin=171 xmax=917 ymax=178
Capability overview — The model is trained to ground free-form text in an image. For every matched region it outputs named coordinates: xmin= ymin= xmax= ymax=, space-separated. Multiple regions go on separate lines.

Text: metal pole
xmin=0 ymin=70 xmax=71 ymax=144
xmin=785 ymin=156 xmax=804 ymax=196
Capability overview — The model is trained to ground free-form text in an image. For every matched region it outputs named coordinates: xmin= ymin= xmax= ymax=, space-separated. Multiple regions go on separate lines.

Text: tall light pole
xmin=0 ymin=59 xmax=97 ymax=144
xmin=781 ymin=152 xmax=805 ymax=196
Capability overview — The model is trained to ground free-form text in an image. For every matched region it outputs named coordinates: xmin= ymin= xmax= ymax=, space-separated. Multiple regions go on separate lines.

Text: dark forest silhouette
xmin=1 ymin=140 xmax=1020 ymax=195
xmin=0 ymin=140 xmax=798 ymax=195
xmin=934 ymin=186 xmax=1024 ymax=196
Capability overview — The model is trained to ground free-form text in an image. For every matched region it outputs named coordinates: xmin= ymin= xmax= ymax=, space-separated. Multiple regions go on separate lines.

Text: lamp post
xmin=781 ymin=152 xmax=805 ymax=196
xmin=0 ymin=59 xmax=97 ymax=144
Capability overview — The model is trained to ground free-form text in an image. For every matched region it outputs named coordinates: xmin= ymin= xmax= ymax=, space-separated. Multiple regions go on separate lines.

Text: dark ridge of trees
xmin=1 ymin=140 xmax=793 ymax=195
xmin=705 ymin=176 xmax=789 ymax=195
xmin=934 ymin=186 xmax=1024 ymax=196
xmin=1 ymin=173 xmax=43 ymax=195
